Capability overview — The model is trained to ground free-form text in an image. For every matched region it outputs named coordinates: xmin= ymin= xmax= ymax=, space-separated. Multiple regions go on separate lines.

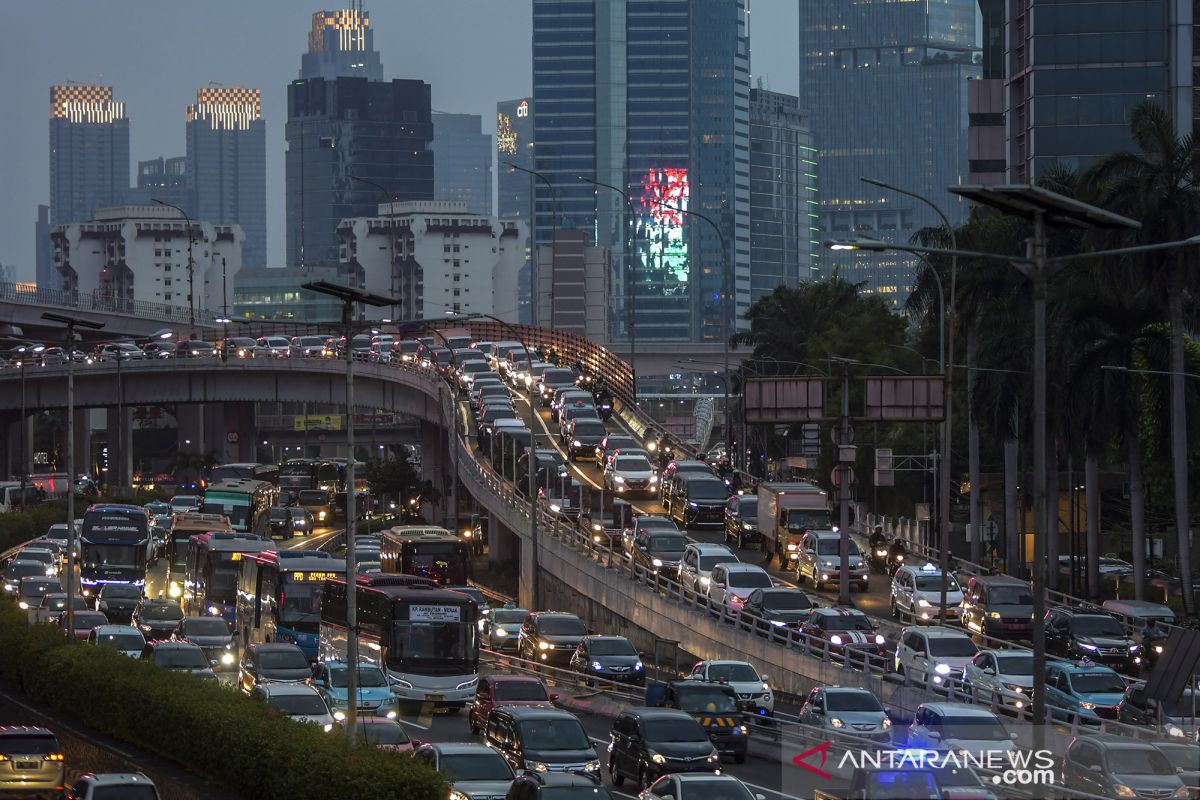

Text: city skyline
xmin=0 ymin=2 xmax=800 ymax=280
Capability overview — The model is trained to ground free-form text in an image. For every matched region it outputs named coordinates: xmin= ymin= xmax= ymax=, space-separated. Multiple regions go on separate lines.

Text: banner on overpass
xmin=294 ymin=415 xmax=342 ymax=431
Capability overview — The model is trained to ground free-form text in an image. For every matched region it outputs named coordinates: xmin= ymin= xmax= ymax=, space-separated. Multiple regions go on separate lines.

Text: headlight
xmin=333 ymin=710 xmax=346 ymax=721
xmin=494 ymin=627 xmax=508 ymax=637
xmin=584 ymin=759 xmax=600 ymax=772
xmin=989 ymin=611 xmax=1002 ymax=619
xmin=572 ymin=440 xmax=582 ymax=447
xmin=592 ymin=661 xmax=604 ymax=671
xmin=830 ymin=717 xmax=845 ymax=728
xmin=208 ymin=606 xmax=220 ymax=616
xmin=168 ymin=583 xmax=182 ymax=598
xmin=1079 ymin=643 xmax=1098 ymax=651
xmin=700 ymin=576 xmax=711 ymax=587
xmin=450 ymin=791 xmax=470 ymax=800
xmin=649 ymin=475 xmax=658 ymax=483
xmin=318 ymin=511 xmax=327 ymax=520
xmin=538 ymin=641 xmax=551 ymax=651
xmin=707 ymin=753 xmax=719 ymax=763
xmin=323 ymin=723 xmax=333 ymax=732
xmin=743 ymin=523 xmax=754 ymax=530
xmin=1166 ymin=724 xmax=1185 ymax=738
xmin=634 ymin=661 xmax=643 ymax=671
xmin=874 ymin=634 xmax=886 ymax=645
xmin=881 ymin=717 xmax=892 ymax=729
xmin=830 ymin=635 xmax=843 ymax=645
xmin=1155 ymin=644 xmax=1164 ymax=654
xmin=392 ymin=677 xmax=413 ymax=689
xmin=786 ymin=543 xmax=798 ymax=552
xmin=652 ymin=558 xmax=663 ymax=567
xmin=651 ymin=752 xmax=667 ymax=765
xmin=592 ymin=524 xmax=602 ymax=531
xmin=771 ymin=620 xmax=786 ymax=627
xmin=614 ymin=475 xmax=625 ymax=483
xmin=1113 ymin=785 xmax=1137 ymax=799
xmin=821 ymin=560 xmax=834 ymax=569
xmin=1128 ymin=644 xmax=1139 ymax=652
xmin=917 ymin=598 xmax=933 ymax=608
xmin=221 ymin=652 xmax=235 ymax=665
xmin=1080 ymin=701 xmax=1096 ymax=710
xmin=934 ymin=663 xmax=951 ymax=676
xmin=526 ymin=760 xmax=549 ymax=771
xmin=875 ymin=548 xmax=887 ymax=557
xmin=18 ymin=601 xmax=28 ymax=610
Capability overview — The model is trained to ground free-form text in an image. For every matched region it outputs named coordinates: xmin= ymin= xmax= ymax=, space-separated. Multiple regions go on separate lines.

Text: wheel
xmin=891 ymin=599 xmax=900 ymax=619
xmin=610 ymin=757 xmax=624 ymax=786
xmin=469 ymin=718 xmax=480 ymax=735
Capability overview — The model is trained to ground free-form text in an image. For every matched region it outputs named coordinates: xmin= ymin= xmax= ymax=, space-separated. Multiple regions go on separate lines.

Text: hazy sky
xmin=0 ymin=2 xmax=799 ymax=279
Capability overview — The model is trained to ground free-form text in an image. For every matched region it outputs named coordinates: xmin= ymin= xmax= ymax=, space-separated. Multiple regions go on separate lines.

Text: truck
xmin=646 ymin=680 xmax=748 ymax=763
xmin=758 ymin=482 xmax=832 ymax=566
xmin=812 ymin=768 xmax=942 ymax=800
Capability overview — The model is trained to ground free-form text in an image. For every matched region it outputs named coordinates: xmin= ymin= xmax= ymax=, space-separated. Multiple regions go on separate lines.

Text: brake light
xmin=44 ymin=753 xmax=64 ymax=762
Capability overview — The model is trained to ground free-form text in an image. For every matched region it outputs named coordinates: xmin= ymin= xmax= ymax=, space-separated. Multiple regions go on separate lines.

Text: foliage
xmin=0 ymin=493 xmax=168 ymax=555
xmin=363 ymin=452 xmax=422 ymax=503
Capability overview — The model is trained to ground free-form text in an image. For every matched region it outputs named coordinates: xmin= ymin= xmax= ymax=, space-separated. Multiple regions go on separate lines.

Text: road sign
xmin=830 ymin=465 xmax=855 ymax=488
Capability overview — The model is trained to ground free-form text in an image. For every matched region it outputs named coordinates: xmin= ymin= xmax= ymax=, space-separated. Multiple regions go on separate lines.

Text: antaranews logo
xmin=791 ymin=742 xmax=1059 ymax=790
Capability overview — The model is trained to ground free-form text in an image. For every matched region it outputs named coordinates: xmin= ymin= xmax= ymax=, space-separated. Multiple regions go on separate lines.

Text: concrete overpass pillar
xmin=105 ymin=407 xmax=132 ymax=490
xmin=176 ymin=405 xmax=204 ymax=456
xmin=73 ymin=410 xmax=92 ymax=481
xmin=420 ymin=422 xmax=451 ymax=527
xmin=216 ymin=402 xmax=256 ymax=464
xmin=488 ymin=511 xmax=519 ymax=568
xmin=518 ymin=529 xmax=536 ymax=610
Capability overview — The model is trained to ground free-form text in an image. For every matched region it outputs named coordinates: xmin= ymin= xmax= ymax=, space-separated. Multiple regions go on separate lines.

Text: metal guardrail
xmin=0 ymin=281 xmax=210 ymax=325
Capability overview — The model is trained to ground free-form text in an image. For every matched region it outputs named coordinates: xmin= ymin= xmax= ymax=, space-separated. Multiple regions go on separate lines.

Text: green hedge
xmin=0 ymin=493 xmax=171 ymax=555
xmin=0 ymin=602 xmax=446 ymax=799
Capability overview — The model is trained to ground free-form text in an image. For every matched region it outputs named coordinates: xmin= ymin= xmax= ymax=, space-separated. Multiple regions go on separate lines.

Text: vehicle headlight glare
xmin=874 ymin=634 xmax=886 ymax=645
xmin=651 ymin=752 xmax=666 ymax=765
xmin=652 ymin=558 xmax=663 ymax=567
xmin=830 ymin=717 xmax=845 ymax=728
xmin=221 ymin=652 xmax=235 ymax=665
xmin=494 ymin=627 xmax=507 ymax=637
xmin=935 ymin=663 xmax=951 ymax=675
xmin=538 ymin=641 xmax=551 ymax=651
xmin=830 ymin=635 xmax=843 ymax=645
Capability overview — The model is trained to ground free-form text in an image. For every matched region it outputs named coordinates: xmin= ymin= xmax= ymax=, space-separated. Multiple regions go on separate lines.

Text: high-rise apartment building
xmin=285 ymin=77 xmax=434 ymax=269
xmin=532 ymin=0 xmax=750 ymax=343
xmin=497 ymin=98 xmax=535 ymax=323
xmin=799 ymin=1 xmax=979 ymax=302
xmin=433 ymin=112 xmax=492 ymax=216
xmin=187 ymin=87 xmax=267 ymax=268
xmin=749 ymin=87 xmax=817 ymax=300
xmin=300 ymin=8 xmax=383 ymax=81
xmin=47 ymin=84 xmax=130 ymax=291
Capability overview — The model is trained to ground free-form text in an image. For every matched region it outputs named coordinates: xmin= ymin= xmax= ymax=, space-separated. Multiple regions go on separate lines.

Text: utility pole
xmin=153 ymin=200 xmax=196 ymax=334
xmin=835 ymin=360 xmax=854 ymax=607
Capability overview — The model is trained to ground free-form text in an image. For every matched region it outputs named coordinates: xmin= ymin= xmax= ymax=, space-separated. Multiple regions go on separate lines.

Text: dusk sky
xmin=0 ymin=2 xmax=799 ymax=280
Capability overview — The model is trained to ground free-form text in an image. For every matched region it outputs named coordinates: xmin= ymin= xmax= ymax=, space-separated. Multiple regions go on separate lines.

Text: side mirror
xmin=760 ymin=674 xmax=769 ymax=682
xmin=549 ymin=693 xmax=560 ymax=702
xmin=982 ymin=667 xmax=996 ymax=676
xmin=1010 ymin=732 xmax=1019 ymax=741
xmin=915 ymin=650 xmax=927 ymax=658
xmin=1088 ymin=763 xmax=1102 ymax=772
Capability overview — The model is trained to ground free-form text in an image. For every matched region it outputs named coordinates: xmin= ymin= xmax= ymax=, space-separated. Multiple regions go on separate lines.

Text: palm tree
xmin=1081 ymin=101 xmax=1200 ymax=616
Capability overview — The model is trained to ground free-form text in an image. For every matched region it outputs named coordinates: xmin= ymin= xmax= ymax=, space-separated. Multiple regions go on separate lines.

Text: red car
xmin=468 ymin=675 xmax=556 ymax=735
xmin=57 ymin=610 xmax=107 ymax=640
xmin=800 ymin=607 xmax=888 ymax=661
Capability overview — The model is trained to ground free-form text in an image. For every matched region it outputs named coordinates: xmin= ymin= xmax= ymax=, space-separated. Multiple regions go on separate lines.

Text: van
xmin=665 ymin=475 xmax=728 ymax=528
xmin=483 ymin=706 xmax=600 ymax=778
xmin=959 ymin=575 xmax=1034 ymax=638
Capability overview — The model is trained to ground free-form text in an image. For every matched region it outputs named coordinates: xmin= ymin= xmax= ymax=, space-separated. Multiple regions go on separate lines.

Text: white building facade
xmin=337 ymin=201 xmax=525 ymax=322
xmin=51 ymin=205 xmax=241 ymax=315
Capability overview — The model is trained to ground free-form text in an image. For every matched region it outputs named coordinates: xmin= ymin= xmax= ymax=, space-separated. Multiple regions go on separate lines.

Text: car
xmin=894 ymin=626 xmax=979 ymax=688
xmin=603 ymin=453 xmax=658 ymax=496
xmin=799 ymin=686 xmax=892 ymax=743
xmin=658 ymin=460 xmax=715 ymax=504
xmin=481 ymin=606 xmax=530 ymax=652
xmin=289 ymin=335 xmax=329 ymax=358
xmin=507 ymin=771 xmax=610 ymax=799
xmin=139 ymin=641 xmax=217 ymax=680
xmin=238 ymin=642 xmax=311 ymax=693
xmin=706 ymin=563 xmax=773 ymax=613
xmin=550 ymin=389 xmax=593 ymax=422
xmin=337 ymin=718 xmax=413 ymax=752
xmin=595 ymin=433 xmax=638 ymax=465
xmin=558 ymin=404 xmax=600 ymax=444
xmin=639 ymin=773 xmax=765 ymax=800
xmin=959 ymin=575 xmax=1034 ymax=638
xmin=1155 ymin=741 xmax=1200 ymax=794
xmin=577 ymin=507 xmax=625 ymax=549
xmin=0 ymin=727 xmax=65 ymax=797
xmin=517 ymin=612 xmax=589 ymax=666
xmin=469 ymin=675 xmax=557 ymax=735
xmin=665 ymin=475 xmax=728 ymax=529
xmin=686 ymin=660 xmax=773 ymax=717
xmin=132 ymin=598 xmax=183 ymax=641
xmin=250 ymin=683 xmax=335 ymax=730
xmin=537 ymin=367 xmax=579 ymax=407
xmin=93 ymin=583 xmax=141 ymax=623
xmin=907 ymin=703 xmax=1015 ymax=759
xmin=570 ymin=635 xmax=645 ymax=686
xmin=409 ymin=742 xmax=517 ymax=799
xmin=171 ymin=616 xmax=237 ymax=670
xmin=142 ymin=341 xmax=177 ymax=359
xmin=308 ymin=661 xmax=400 ymax=720
xmin=962 ymin=649 xmax=1034 ymax=713
xmin=800 ymin=607 xmax=887 ymax=661
xmin=1045 ymin=607 xmax=1141 ymax=672
xmin=1116 ymin=681 xmax=1199 ymax=738
xmin=1062 ymin=735 xmax=1189 ymax=800
xmin=34 ymin=593 xmax=88 ymax=624
xmin=220 ymin=337 xmax=262 ymax=359
xmin=92 ymin=342 xmax=145 ymax=361
xmin=538 ymin=477 xmax=582 ymax=522
xmin=176 ymin=339 xmax=217 ymax=358
xmin=256 ymin=336 xmax=291 ymax=357
xmin=723 ymin=494 xmax=761 ymax=549
xmin=3 ymin=560 xmax=50 ymax=594
xmin=890 ymin=562 xmax=964 ymax=623
xmin=58 ymin=610 xmax=108 ymax=640
xmin=86 ymin=624 xmax=146 ymax=658
xmin=564 ymin=418 xmax=607 ymax=462
xmin=678 ymin=543 xmax=739 ymax=594
xmin=607 ymin=708 xmax=719 ymax=790
xmin=795 ymin=529 xmax=869 ymax=591
xmin=653 ymin=680 xmax=747 ymax=763
xmin=626 ymin=526 xmax=688 ymax=578
xmin=1045 ymin=659 xmax=1128 ymax=723
xmin=63 ymin=772 xmax=160 ymax=799
xmin=16 ymin=549 xmax=57 ymax=577
xmin=168 ymin=494 xmax=201 ymax=513
xmin=16 ymin=576 xmax=62 ymax=612
xmin=738 ymin=587 xmax=815 ymax=635
xmin=42 ymin=524 xmax=73 ymax=557
xmin=482 ymin=706 xmax=600 ymax=778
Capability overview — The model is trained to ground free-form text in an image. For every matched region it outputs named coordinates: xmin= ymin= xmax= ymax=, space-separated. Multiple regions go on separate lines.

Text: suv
xmin=723 ymin=494 xmax=761 ymax=549
xmin=64 ymin=773 xmax=159 ymax=800
xmin=894 ymin=626 xmax=979 ymax=689
xmin=131 ymin=598 xmax=183 ymax=640
xmin=890 ymin=563 xmax=964 ymax=624
xmin=625 ymin=526 xmax=688 ymax=578
xmin=0 ymin=726 xmax=65 ymax=796
xmin=665 ymin=475 xmax=728 ymax=529
xmin=658 ymin=460 xmax=714 ymax=504
xmin=537 ymin=367 xmax=577 ymax=407
xmin=1062 ymin=735 xmax=1187 ymax=800
xmin=796 ymin=530 xmax=868 ymax=591
xmin=678 ymin=543 xmax=739 ymax=594
xmin=563 ymin=418 xmax=607 ymax=462
xmin=505 ymin=771 xmax=609 ymax=800
xmin=603 ymin=453 xmax=657 ymax=496
xmin=686 ymin=660 xmax=774 ymax=717
xmin=238 ymin=642 xmax=311 ymax=693
xmin=409 ymin=742 xmax=517 ymax=799
xmin=1045 ymin=608 xmax=1140 ymax=672
xmin=517 ymin=612 xmax=589 ymax=666
xmin=139 ymin=641 xmax=217 ymax=680
xmin=468 ymin=675 xmax=555 ymax=735
xmin=94 ymin=583 xmax=142 ymax=623
xmin=483 ymin=706 xmax=600 ymax=777
xmin=570 ymin=636 xmax=645 ymax=686
xmin=959 ymin=575 xmax=1034 ymax=638
xmin=607 ymin=708 xmax=719 ymax=790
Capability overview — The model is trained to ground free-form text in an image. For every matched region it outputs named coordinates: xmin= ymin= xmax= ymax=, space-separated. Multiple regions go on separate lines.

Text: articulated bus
xmin=164 ymin=512 xmax=232 ymax=599
xmin=182 ymin=532 xmax=273 ymax=624
xmin=199 ymin=479 xmax=276 ymax=535
xmin=320 ymin=575 xmax=479 ymax=708
xmin=236 ymin=550 xmax=346 ymax=659
xmin=209 ymin=462 xmax=280 ymax=487
xmin=378 ymin=527 xmax=471 ymax=586
xmin=79 ymin=504 xmax=152 ymax=597
xmin=279 ymin=459 xmax=341 ymax=493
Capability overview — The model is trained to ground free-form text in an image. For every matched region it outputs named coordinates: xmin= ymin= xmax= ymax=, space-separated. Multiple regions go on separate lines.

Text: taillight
xmin=44 ymin=753 xmax=64 ymax=762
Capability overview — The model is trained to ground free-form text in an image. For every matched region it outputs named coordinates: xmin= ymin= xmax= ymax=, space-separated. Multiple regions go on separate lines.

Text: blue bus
xmin=182 ymin=532 xmax=273 ymax=624
xmin=236 ymin=550 xmax=346 ymax=659
xmin=79 ymin=504 xmax=152 ymax=597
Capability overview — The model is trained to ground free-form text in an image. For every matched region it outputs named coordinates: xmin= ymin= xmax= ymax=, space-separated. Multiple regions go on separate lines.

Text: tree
xmin=363 ymin=453 xmax=421 ymax=509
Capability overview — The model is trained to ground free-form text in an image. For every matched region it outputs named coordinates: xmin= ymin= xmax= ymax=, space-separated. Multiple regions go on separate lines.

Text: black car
xmin=132 ymin=598 xmax=184 ymax=640
xmin=628 ymin=529 xmax=688 ymax=578
xmin=1045 ymin=608 xmax=1141 ymax=672
xmin=94 ymin=583 xmax=142 ymax=622
xmin=607 ymin=708 xmax=719 ymax=790
xmin=517 ymin=611 xmax=589 ymax=667
xmin=739 ymin=587 xmax=815 ymax=635
xmin=268 ymin=507 xmax=293 ymax=539
xmin=504 ymin=766 xmax=609 ymax=799
xmin=723 ymin=494 xmax=761 ymax=549
xmin=565 ymin=418 xmax=607 ymax=462
xmin=238 ymin=642 xmax=311 ymax=693
xmin=570 ymin=635 xmax=645 ymax=686
xmin=172 ymin=615 xmax=237 ymax=671
xmin=655 ymin=681 xmax=747 ymax=763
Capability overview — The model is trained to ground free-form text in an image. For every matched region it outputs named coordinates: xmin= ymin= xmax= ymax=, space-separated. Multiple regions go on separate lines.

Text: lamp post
xmin=41 ymin=312 xmax=105 ymax=643
xmin=153 ymin=200 xmax=197 ymax=334
xmin=348 ymin=174 xmax=400 ymax=320
xmin=300 ymin=281 xmax=397 ymax=748
xmin=503 ymin=162 xmax=557 ymax=329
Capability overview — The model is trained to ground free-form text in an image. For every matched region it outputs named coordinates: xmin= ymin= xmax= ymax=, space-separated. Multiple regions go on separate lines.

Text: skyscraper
xmin=48 ymin=83 xmax=130 ymax=290
xmin=749 ymin=87 xmax=817 ymax=300
xmin=532 ymin=0 xmax=750 ymax=343
xmin=497 ymin=98 xmax=535 ymax=322
xmin=187 ymin=87 xmax=267 ymax=267
xmin=285 ymin=77 xmax=434 ymax=268
xmin=432 ymin=112 xmax=493 ymax=216
xmin=300 ymin=8 xmax=383 ymax=81
xmin=120 ymin=156 xmax=191 ymax=208
xmin=799 ymin=0 xmax=979 ymax=303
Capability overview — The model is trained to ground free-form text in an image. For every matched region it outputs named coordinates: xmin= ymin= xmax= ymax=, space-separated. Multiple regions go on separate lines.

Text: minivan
xmin=666 ymin=475 xmax=729 ymax=528
xmin=483 ymin=706 xmax=600 ymax=778
xmin=959 ymin=575 xmax=1034 ymax=638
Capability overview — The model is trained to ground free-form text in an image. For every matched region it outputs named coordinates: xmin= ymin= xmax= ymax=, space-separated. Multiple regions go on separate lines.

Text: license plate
xmin=426 ymin=694 xmax=444 ymax=703
xmin=16 ymin=761 xmax=38 ymax=770
xmin=1004 ymin=624 xmax=1025 ymax=630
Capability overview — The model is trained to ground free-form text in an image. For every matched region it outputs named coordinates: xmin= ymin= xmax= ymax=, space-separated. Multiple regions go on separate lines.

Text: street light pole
xmin=503 ymin=162 xmax=557 ymax=329
xmin=349 ymin=174 xmax=400 ymax=320
xmin=301 ymin=281 xmax=396 ymax=749
xmin=153 ymin=199 xmax=197 ymax=334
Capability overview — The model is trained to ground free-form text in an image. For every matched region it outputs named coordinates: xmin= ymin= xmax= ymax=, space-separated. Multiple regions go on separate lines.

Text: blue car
xmin=1045 ymin=659 xmax=1127 ymax=723
xmin=308 ymin=661 xmax=399 ymax=720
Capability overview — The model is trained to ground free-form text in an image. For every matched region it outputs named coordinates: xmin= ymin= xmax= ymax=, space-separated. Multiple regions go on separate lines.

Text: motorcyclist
xmin=868 ymin=527 xmax=889 ymax=573
xmin=887 ymin=538 xmax=908 ymax=574
xmin=1140 ymin=617 xmax=1166 ymax=648
xmin=869 ymin=526 xmax=888 ymax=550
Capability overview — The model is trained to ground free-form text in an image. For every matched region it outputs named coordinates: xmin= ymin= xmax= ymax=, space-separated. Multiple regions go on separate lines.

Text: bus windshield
xmin=279 ymin=580 xmax=323 ymax=627
xmin=391 ymin=617 xmax=474 ymax=669
xmin=207 ymin=557 xmax=241 ymax=602
xmin=82 ymin=544 xmax=139 ymax=569
xmin=201 ymin=493 xmax=251 ymax=528
xmin=297 ymin=490 xmax=330 ymax=506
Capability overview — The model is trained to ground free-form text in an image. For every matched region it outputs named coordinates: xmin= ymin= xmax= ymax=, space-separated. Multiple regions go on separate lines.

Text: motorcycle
xmin=868 ymin=542 xmax=889 ymax=574
xmin=886 ymin=548 xmax=908 ymax=576
xmin=1140 ymin=630 xmax=1167 ymax=674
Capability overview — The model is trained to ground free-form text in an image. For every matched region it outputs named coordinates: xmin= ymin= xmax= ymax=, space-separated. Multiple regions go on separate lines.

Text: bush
xmin=0 ymin=602 xmax=446 ymax=799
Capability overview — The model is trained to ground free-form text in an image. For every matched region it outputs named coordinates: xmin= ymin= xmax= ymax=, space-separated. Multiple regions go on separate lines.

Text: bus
xmin=164 ymin=512 xmax=232 ymax=599
xmin=79 ymin=504 xmax=152 ymax=597
xmin=209 ymin=462 xmax=280 ymax=487
xmin=182 ymin=532 xmax=273 ymax=623
xmin=378 ymin=527 xmax=471 ymax=586
xmin=200 ymin=479 xmax=276 ymax=535
xmin=320 ymin=576 xmax=479 ymax=708
xmin=279 ymin=459 xmax=340 ymax=493
xmin=0 ymin=482 xmax=42 ymax=513
xmin=236 ymin=550 xmax=346 ymax=659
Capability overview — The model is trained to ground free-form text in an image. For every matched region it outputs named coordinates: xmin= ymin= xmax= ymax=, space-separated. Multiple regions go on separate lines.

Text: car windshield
xmin=494 ymin=681 xmax=549 ymax=701
xmin=1106 ymin=748 xmax=1175 ymax=775
xmin=707 ymin=663 xmax=759 ymax=682
xmin=649 ymin=534 xmax=687 ymax=553
xmin=20 ymin=581 xmax=59 ymax=597
xmin=330 ymin=666 xmax=388 ymax=688
xmin=826 ymin=691 xmax=884 ymax=712
xmin=269 ymin=693 xmax=328 ymax=716
xmin=677 ymin=688 xmax=737 ymax=713
xmin=993 ymin=654 xmax=1034 ymax=676
xmin=182 ymin=618 xmax=229 ymax=636
xmin=572 ymin=421 xmax=606 ymax=437
xmin=589 ymin=639 xmax=636 ymax=656
xmin=1073 ymin=616 xmax=1126 ymax=637
xmin=142 ymin=603 xmax=182 ymax=621
xmin=157 ymin=648 xmax=208 ymax=668
xmin=1156 ymin=743 xmax=1200 ymax=771
xmin=517 ymin=718 xmax=591 ymax=750
xmin=491 ymin=609 xmax=530 ymax=626
xmin=686 ymin=480 xmax=728 ymax=500
xmin=728 ymin=570 xmax=772 ymax=589
xmin=72 ymin=612 xmax=107 ymax=628
xmin=6 ymin=562 xmax=44 ymax=579
xmin=820 ymin=614 xmax=873 ymax=631
xmin=1071 ymin=672 xmax=1126 ymax=694
xmin=816 ymin=539 xmax=862 ymax=556
xmin=915 ymin=575 xmax=961 ymax=592
xmin=615 ymin=457 xmax=651 ymax=471
xmin=0 ymin=735 xmax=58 ymax=755
xmin=735 ymin=498 xmax=758 ymax=516
xmin=259 ymin=649 xmax=309 ymax=671
xmin=543 ymin=369 xmax=575 ymax=383
xmin=990 ymin=586 xmax=1033 ymax=605
xmin=357 ymin=722 xmax=410 ymax=745
xmin=96 ymin=632 xmax=145 ymax=650
xmin=763 ymin=592 xmax=812 ymax=611
xmin=539 ymin=616 xmax=586 ymax=636
xmin=927 ymin=637 xmax=978 ymax=657
xmin=643 ymin=718 xmax=708 ymax=742
xmin=654 ymin=780 xmax=749 ymax=800
xmin=439 ymin=751 xmax=515 ymax=781
xmin=698 ymin=555 xmax=736 ymax=572
xmin=270 ymin=509 xmax=288 ymax=521
xmin=937 ymin=717 xmax=1010 ymax=741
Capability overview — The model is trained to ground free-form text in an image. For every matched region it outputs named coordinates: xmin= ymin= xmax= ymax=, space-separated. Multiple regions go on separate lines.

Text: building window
xmin=453 ymin=260 xmax=460 ymax=267
xmin=453 ymin=274 xmax=460 ymax=282
xmin=453 ymin=245 xmax=460 ymax=252
xmin=453 ymin=289 xmax=461 ymax=297
xmin=444 ymin=245 xmax=451 ymax=252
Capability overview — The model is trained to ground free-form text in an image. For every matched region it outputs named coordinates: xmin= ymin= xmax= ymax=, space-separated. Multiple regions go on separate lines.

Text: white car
xmin=86 ymin=624 xmax=146 ymax=658
xmin=907 ymin=702 xmax=1015 ymax=760
xmin=894 ymin=626 xmax=978 ymax=688
xmin=687 ymin=659 xmax=774 ymax=716
xmin=890 ymin=563 xmax=964 ymax=623
xmin=678 ymin=543 xmax=739 ymax=594
xmin=707 ymin=563 xmax=773 ymax=612
xmin=796 ymin=530 xmax=869 ymax=591
xmin=962 ymin=648 xmax=1034 ymax=713
xmin=799 ymin=686 xmax=892 ymax=743
xmin=603 ymin=453 xmax=658 ymax=496
xmin=251 ymin=683 xmax=336 ymax=731
xmin=640 ymin=773 xmax=766 ymax=800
